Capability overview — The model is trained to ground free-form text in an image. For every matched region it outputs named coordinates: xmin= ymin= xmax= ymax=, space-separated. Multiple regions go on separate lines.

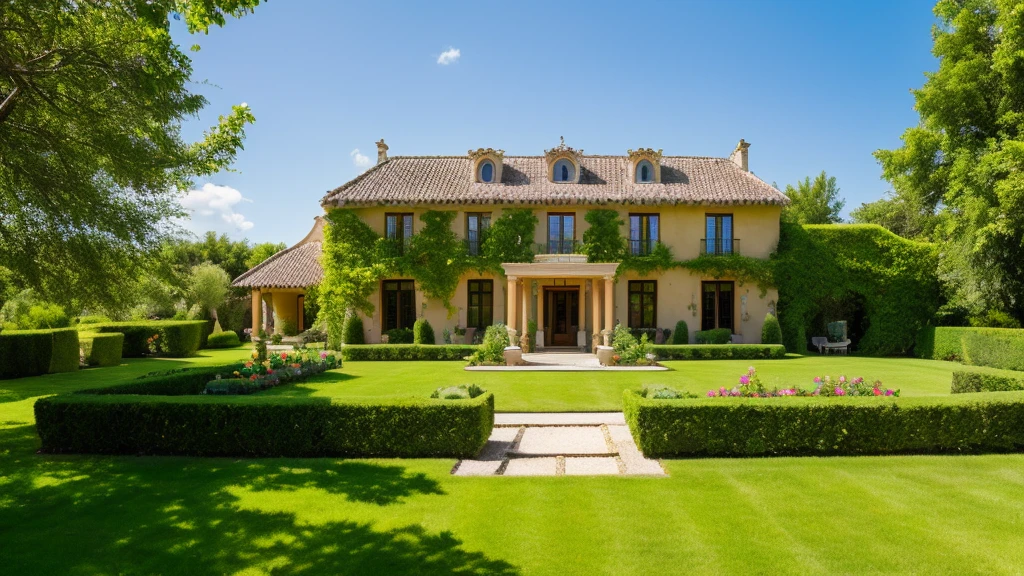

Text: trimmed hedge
xmin=951 ymin=370 xmax=1024 ymax=394
xmin=0 ymin=328 xmax=79 ymax=379
xmin=81 ymin=333 xmax=124 ymax=367
xmin=694 ymin=328 xmax=731 ymax=344
xmin=341 ymin=344 xmax=480 ymax=361
xmin=93 ymin=321 xmax=207 ymax=358
xmin=623 ymin=389 xmax=1024 ymax=457
xmin=671 ymin=320 xmax=689 ymax=344
xmin=916 ymin=326 xmax=1024 ymax=371
xmin=413 ymin=319 xmax=435 ymax=345
xmin=83 ymin=366 xmax=237 ymax=396
xmin=206 ymin=331 xmax=242 ymax=348
xmin=35 ymin=391 xmax=494 ymax=458
xmin=343 ymin=315 xmax=365 ymax=345
xmin=650 ymin=344 xmax=786 ymax=361
xmin=761 ymin=313 xmax=783 ymax=345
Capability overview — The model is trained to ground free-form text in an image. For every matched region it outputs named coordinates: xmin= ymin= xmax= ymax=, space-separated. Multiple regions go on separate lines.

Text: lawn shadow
xmin=0 ymin=424 xmax=519 ymax=574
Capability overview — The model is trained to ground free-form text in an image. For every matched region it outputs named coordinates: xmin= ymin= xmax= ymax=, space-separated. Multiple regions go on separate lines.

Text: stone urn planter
xmin=503 ymin=346 xmax=524 ymax=366
xmin=596 ymin=345 xmax=615 ymax=366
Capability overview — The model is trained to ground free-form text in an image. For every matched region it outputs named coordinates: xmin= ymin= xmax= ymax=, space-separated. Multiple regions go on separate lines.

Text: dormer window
xmin=637 ymin=160 xmax=654 ymax=183
xmin=479 ymin=160 xmax=495 ymax=183
xmin=553 ymin=159 xmax=575 ymax=182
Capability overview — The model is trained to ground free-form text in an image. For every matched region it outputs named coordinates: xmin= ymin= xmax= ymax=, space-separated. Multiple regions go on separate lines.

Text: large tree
xmin=0 ymin=0 xmax=260 ymax=309
xmin=781 ymin=171 xmax=846 ymax=224
xmin=874 ymin=0 xmax=1024 ymax=322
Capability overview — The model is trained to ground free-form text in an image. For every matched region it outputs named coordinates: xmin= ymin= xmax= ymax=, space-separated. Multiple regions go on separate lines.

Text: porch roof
xmin=500 ymin=261 xmax=619 ymax=279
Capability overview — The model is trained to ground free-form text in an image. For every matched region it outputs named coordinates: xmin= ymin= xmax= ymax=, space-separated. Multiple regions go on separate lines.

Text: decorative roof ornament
xmin=467 ymin=147 xmax=505 ymax=160
xmin=544 ymin=136 xmax=583 ymax=162
xmin=627 ymin=148 xmax=663 ymax=162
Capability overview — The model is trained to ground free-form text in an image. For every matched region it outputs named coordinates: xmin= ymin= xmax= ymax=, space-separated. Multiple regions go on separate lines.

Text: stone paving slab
xmin=496 ymin=412 xmax=626 ymax=426
xmin=503 ymin=457 xmax=558 ymax=476
xmin=465 ymin=365 xmax=668 ymax=371
xmin=564 ymin=457 xmax=621 ymax=476
xmin=516 ymin=427 xmax=610 ymax=455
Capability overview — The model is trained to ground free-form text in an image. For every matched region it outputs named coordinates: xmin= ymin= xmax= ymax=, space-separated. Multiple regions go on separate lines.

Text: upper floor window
xmin=547 ymin=213 xmax=576 ymax=254
xmin=466 ymin=212 xmax=491 ymax=255
xmin=478 ymin=160 xmax=495 ymax=183
xmin=703 ymin=214 xmax=734 ymax=255
xmin=629 ymin=214 xmax=659 ymax=255
xmin=553 ymin=159 xmax=575 ymax=182
xmin=386 ymin=213 xmax=414 ymax=254
xmin=636 ymin=160 xmax=654 ymax=183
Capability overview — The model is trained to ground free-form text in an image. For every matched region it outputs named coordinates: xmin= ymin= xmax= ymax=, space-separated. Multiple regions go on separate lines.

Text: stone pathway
xmin=453 ymin=413 xmax=666 ymax=477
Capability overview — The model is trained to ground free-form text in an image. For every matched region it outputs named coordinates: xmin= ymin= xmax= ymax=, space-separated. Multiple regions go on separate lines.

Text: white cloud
xmin=437 ymin=47 xmax=461 ymax=65
xmin=180 ymin=183 xmax=254 ymax=235
xmin=350 ymin=148 xmax=372 ymax=171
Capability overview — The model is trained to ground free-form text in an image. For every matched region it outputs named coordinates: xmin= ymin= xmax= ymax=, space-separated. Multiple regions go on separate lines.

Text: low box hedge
xmin=93 ymin=321 xmax=207 ymax=358
xmin=623 ymin=388 xmax=1024 ymax=457
xmin=694 ymin=328 xmax=732 ymax=345
xmin=650 ymin=344 xmax=786 ymax=361
xmin=35 ymin=391 xmax=494 ymax=458
xmin=83 ymin=365 xmax=239 ymax=396
xmin=0 ymin=328 xmax=79 ymax=379
xmin=916 ymin=326 xmax=1024 ymax=371
xmin=80 ymin=333 xmax=125 ymax=367
xmin=341 ymin=344 xmax=480 ymax=361
xmin=951 ymin=370 xmax=1024 ymax=394
xmin=206 ymin=331 xmax=242 ymax=348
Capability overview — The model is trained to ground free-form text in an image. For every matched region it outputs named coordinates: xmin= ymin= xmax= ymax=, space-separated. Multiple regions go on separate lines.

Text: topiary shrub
xmin=0 ymin=330 xmax=54 ymax=379
xmin=413 ymin=318 xmax=435 ymax=345
xmin=343 ymin=315 xmax=365 ymax=344
xmin=671 ymin=320 xmax=689 ymax=344
xmin=385 ymin=327 xmax=414 ymax=344
xmin=47 ymin=328 xmax=80 ymax=373
xmin=761 ymin=313 xmax=783 ymax=345
xmin=430 ymin=384 xmax=485 ymax=399
xmin=467 ymin=323 xmax=510 ymax=365
xmin=156 ymin=321 xmax=206 ymax=357
xmin=81 ymin=333 xmax=124 ymax=367
xmin=92 ymin=321 xmax=206 ymax=358
xmin=206 ymin=331 xmax=242 ymax=348
xmin=695 ymin=328 xmax=731 ymax=344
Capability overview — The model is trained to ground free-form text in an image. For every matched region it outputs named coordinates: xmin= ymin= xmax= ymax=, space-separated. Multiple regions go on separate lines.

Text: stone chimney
xmin=375 ymin=139 xmax=389 ymax=164
xmin=729 ymin=139 xmax=750 ymax=171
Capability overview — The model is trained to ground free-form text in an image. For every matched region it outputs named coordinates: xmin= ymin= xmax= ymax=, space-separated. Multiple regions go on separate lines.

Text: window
xmin=636 ymin=160 xmax=654 ymax=183
xmin=552 ymin=159 xmax=575 ymax=182
xmin=382 ymin=280 xmax=416 ymax=332
xmin=478 ymin=160 xmax=495 ymax=183
xmin=466 ymin=212 xmax=491 ymax=255
xmin=704 ymin=214 xmax=734 ymax=255
xmin=386 ymin=213 xmax=414 ymax=254
xmin=467 ymin=280 xmax=493 ymax=329
xmin=701 ymin=281 xmax=734 ymax=332
xmin=628 ymin=281 xmax=657 ymax=330
xmin=547 ymin=213 xmax=575 ymax=254
xmin=629 ymin=213 xmax=659 ymax=255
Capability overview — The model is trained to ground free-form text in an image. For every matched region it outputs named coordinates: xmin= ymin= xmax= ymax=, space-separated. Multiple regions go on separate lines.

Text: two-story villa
xmin=232 ymin=138 xmax=789 ymax=347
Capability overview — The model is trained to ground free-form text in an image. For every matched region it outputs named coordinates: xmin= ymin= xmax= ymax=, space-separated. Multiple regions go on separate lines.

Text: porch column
xmin=506 ymin=276 xmax=518 ymax=334
xmin=603 ymin=276 xmax=614 ymax=345
xmin=536 ymin=284 xmax=545 ymax=348
xmin=251 ymin=289 xmax=262 ymax=335
xmin=591 ymin=278 xmax=602 ymax=351
xmin=520 ymin=279 xmax=529 ymax=347
xmin=577 ymin=281 xmax=586 ymax=349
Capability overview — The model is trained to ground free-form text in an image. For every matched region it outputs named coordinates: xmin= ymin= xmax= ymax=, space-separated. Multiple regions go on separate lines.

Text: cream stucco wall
xmin=270 ymin=289 xmax=305 ymax=334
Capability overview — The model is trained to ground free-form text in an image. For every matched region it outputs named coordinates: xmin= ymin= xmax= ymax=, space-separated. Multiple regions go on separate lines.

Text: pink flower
xmin=748 ymin=366 xmax=756 ymax=374
xmin=707 ymin=390 xmax=716 ymax=397
xmin=739 ymin=375 xmax=750 ymax=385
xmin=813 ymin=377 xmax=821 ymax=384
xmin=885 ymin=389 xmax=894 ymax=396
xmin=839 ymin=375 xmax=847 ymax=384
xmin=320 ymin=351 xmax=328 ymax=360
xmin=834 ymin=387 xmax=846 ymax=396
xmin=873 ymin=388 xmax=882 ymax=396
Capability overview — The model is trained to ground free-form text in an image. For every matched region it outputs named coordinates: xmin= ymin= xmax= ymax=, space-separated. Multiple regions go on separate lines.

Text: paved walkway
xmin=464 ymin=352 xmax=668 ymax=372
xmin=453 ymin=413 xmax=665 ymax=477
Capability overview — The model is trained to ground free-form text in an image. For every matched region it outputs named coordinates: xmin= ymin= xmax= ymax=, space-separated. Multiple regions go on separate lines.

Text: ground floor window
xmin=628 ymin=281 xmax=657 ymax=329
xmin=467 ymin=279 xmax=493 ymax=329
xmin=701 ymin=281 xmax=734 ymax=332
xmin=382 ymin=280 xmax=416 ymax=331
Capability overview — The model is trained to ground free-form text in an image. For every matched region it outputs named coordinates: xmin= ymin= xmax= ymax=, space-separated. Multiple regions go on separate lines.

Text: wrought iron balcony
xmin=628 ymin=239 xmax=659 ymax=256
xmin=380 ymin=236 xmax=412 ymax=256
xmin=537 ymin=239 xmax=582 ymax=255
xmin=700 ymin=238 xmax=740 ymax=256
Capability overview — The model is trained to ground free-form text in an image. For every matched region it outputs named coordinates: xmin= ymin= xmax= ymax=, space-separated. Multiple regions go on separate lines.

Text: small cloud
xmin=350 ymin=148 xmax=371 ymax=171
xmin=180 ymin=183 xmax=254 ymax=235
xmin=437 ymin=47 xmax=461 ymax=65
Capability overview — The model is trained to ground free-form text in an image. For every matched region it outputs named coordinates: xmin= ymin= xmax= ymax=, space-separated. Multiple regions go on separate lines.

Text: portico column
xmin=591 ymin=278 xmax=602 ymax=351
xmin=251 ymin=289 xmax=262 ymax=335
xmin=577 ymin=281 xmax=586 ymax=348
xmin=536 ymin=284 xmax=545 ymax=348
xmin=603 ymin=276 xmax=614 ymax=345
xmin=520 ymin=279 xmax=529 ymax=346
xmin=506 ymin=276 xmax=518 ymax=334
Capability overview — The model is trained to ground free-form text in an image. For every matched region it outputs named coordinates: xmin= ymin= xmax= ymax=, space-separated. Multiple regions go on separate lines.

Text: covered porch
xmin=501 ymin=261 xmax=619 ymax=352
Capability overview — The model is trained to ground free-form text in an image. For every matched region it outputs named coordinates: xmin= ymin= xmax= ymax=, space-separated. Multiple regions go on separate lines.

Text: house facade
xmin=233 ymin=138 xmax=788 ymax=348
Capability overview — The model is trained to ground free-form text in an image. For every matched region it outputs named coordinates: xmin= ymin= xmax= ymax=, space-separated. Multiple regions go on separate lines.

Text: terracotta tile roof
xmin=321 ymin=155 xmax=790 ymax=207
xmin=232 ymin=218 xmax=325 ymax=289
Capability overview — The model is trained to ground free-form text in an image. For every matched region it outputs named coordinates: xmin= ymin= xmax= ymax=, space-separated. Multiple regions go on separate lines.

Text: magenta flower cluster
xmin=706 ymin=367 xmax=900 ymax=398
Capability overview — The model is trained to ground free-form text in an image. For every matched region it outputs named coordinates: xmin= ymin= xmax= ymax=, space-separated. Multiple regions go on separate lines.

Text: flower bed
xmin=706 ymin=366 xmax=899 ymax=398
xmin=206 ymin=349 xmax=339 ymax=394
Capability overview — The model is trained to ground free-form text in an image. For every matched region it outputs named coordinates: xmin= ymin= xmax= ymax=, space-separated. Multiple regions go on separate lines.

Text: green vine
xmin=481 ymin=208 xmax=537 ymax=269
xmin=319 ymin=209 xmax=388 ymax=348
xmin=581 ymin=209 xmax=625 ymax=262
xmin=403 ymin=211 xmax=469 ymax=316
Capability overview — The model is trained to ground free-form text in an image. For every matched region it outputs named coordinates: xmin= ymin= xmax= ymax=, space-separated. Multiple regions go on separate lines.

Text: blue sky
xmin=173 ymin=0 xmax=938 ymax=244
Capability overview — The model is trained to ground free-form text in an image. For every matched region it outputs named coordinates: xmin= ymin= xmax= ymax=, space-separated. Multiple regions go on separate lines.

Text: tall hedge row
xmin=35 ymin=392 xmax=494 ymax=458
xmin=341 ymin=344 xmax=480 ymax=361
xmin=916 ymin=326 xmax=1024 ymax=371
xmin=79 ymin=333 xmax=125 ymax=367
xmin=951 ymin=370 xmax=1024 ymax=394
xmin=0 ymin=328 xmax=79 ymax=379
xmin=92 ymin=321 xmax=207 ymax=358
xmin=773 ymin=223 xmax=940 ymax=355
xmin=650 ymin=344 xmax=786 ymax=360
xmin=623 ymin=389 xmax=1024 ymax=457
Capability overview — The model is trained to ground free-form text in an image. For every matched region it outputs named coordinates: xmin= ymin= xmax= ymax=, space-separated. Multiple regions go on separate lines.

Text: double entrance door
xmin=544 ymin=288 xmax=579 ymax=346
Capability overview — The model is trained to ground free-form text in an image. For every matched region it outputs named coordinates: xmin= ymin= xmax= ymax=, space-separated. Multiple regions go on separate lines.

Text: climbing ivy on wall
xmin=772 ymin=222 xmax=940 ymax=355
xmin=581 ymin=210 xmax=626 ymax=262
xmin=403 ymin=210 xmax=470 ymax=316
xmin=481 ymin=209 xmax=537 ymax=267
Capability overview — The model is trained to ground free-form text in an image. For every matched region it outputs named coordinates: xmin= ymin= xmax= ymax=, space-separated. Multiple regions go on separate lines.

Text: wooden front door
xmin=545 ymin=289 xmax=579 ymax=346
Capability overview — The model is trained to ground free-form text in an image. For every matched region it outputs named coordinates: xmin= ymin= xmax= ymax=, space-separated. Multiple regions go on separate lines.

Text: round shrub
xmin=413 ymin=318 xmax=435 ymax=345
xmin=385 ymin=327 xmax=414 ymax=344
xmin=82 ymin=333 xmax=124 ymax=367
xmin=343 ymin=315 xmax=365 ymax=345
xmin=761 ymin=313 xmax=783 ymax=345
xmin=207 ymin=331 xmax=242 ymax=348
xmin=467 ymin=323 xmax=510 ymax=365
xmin=695 ymin=328 xmax=731 ymax=344
xmin=671 ymin=320 xmax=689 ymax=344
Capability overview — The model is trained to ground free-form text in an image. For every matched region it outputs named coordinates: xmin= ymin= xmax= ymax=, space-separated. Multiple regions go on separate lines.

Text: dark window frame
xmin=381 ymin=279 xmax=416 ymax=332
xmin=466 ymin=279 xmax=494 ymax=330
xmin=628 ymin=213 xmax=660 ymax=256
xmin=547 ymin=212 xmax=576 ymax=254
xmin=628 ymin=280 xmax=658 ymax=330
xmin=701 ymin=280 xmax=734 ymax=332
xmin=704 ymin=213 xmax=734 ymax=255
xmin=466 ymin=212 xmax=491 ymax=256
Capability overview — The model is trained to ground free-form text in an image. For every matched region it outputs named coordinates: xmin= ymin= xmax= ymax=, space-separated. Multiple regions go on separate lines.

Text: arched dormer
xmin=468 ymin=148 xmax=505 ymax=183
xmin=628 ymin=148 xmax=663 ymax=184
xmin=545 ymin=136 xmax=583 ymax=184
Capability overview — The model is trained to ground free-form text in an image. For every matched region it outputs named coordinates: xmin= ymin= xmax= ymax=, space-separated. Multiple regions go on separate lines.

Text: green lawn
xmin=2 ymin=351 xmax=1024 ymax=574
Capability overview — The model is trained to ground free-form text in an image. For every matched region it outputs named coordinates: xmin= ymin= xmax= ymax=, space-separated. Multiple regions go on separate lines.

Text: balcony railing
xmin=628 ymin=239 xmax=659 ymax=256
xmin=700 ymin=238 xmax=740 ymax=256
xmin=536 ymin=239 xmax=582 ymax=255
xmin=380 ymin=236 xmax=412 ymax=256
xmin=465 ymin=238 xmax=483 ymax=256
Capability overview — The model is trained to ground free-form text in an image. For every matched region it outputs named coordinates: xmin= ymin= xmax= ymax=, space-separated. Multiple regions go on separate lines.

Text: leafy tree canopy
xmin=0 ymin=0 xmax=261 ymax=309
xmin=781 ymin=171 xmax=845 ymax=224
